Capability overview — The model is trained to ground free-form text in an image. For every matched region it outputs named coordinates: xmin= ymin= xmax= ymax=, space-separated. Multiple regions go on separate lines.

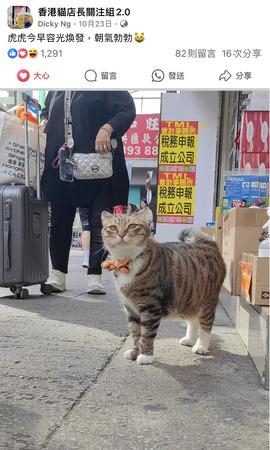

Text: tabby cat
xmin=101 ymin=209 xmax=226 ymax=365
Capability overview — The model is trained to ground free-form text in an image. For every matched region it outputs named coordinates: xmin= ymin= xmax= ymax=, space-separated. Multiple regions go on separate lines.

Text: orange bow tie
xmin=101 ymin=259 xmax=131 ymax=273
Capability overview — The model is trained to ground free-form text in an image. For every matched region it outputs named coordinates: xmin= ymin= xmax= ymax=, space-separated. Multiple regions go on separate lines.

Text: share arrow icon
xmin=219 ymin=70 xmax=232 ymax=81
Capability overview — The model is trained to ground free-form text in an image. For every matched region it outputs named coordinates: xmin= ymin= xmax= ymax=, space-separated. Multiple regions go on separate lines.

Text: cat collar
xmin=101 ymin=247 xmax=148 ymax=273
xmin=101 ymin=259 xmax=131 ymax=273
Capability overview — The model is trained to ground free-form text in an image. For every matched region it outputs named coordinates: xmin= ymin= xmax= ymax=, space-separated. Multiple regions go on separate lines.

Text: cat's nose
xmin=119 ymin=233 xmax=126 ymax=239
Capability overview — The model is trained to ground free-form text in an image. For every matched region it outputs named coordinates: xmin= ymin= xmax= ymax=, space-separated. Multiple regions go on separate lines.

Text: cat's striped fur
xmin=101 ymin=209 xmax=226 ymax=365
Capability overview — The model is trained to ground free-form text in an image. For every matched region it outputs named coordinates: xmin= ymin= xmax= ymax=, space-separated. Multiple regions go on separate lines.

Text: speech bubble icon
xmin=84 ymin=69 xmax=97 ymax=82
xmin=151 ymin=69 xmax=165 ymax=82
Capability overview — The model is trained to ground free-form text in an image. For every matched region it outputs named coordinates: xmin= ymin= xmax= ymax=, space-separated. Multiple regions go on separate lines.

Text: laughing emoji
xmin=29 ymin=48 xmax=38 ymax=58
xmin=134 ymin=33 xmax=144 ymax=43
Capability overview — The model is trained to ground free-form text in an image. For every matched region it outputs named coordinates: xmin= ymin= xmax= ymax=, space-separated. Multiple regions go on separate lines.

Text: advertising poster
xmin=157 ymin=120 xmax=199 ymax=224
xmin=122 ymin=114 xmax=160 ymax=159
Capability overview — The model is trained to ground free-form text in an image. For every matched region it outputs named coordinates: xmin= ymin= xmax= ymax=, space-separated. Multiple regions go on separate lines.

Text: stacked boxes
xmin=225 ymin=174 xmax=260 ymax=197
xmin=239 ymin=110 xmax=269 ymax=172
xmin=222 ymin=208 xmax=268 ymax=296
xmin=222 ymin=174 xmax=269 ymax=214
xmin=241 ymin=253 xmax=269 ymax=306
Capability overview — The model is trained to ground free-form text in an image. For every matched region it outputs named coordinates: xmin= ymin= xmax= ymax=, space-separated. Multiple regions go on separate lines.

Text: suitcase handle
xmin=22 ymin=92 xmax=41 ymax=199
xmin=22 ymin=93 xmax=41 ymax=111
xmin=4 ymin=221 xmax=10 ymax=269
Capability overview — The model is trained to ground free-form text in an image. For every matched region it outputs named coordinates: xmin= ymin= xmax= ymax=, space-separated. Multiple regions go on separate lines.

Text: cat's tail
xmin=179 ymin=228 xmax=217 ymax=247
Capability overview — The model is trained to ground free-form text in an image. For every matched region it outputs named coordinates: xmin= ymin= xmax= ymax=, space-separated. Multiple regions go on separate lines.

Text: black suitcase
xmin=0 ymin=93 xmax=51 ymax=299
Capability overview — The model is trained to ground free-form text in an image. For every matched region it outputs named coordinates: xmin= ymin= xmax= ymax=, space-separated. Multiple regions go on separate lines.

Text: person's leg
xmin=79 ymin=208 xmax=90 ymax=268
xmin=86 ymin=186 xmax=111 ymax=294
xmin=46 ymin=202 xmax=76 ymax=292
xmin=81 ymin=230 xmax=90 ymax=267
xmin=50 ymin=202 xmax=76 ymax=273
xmin=81 ymin=230 xmax=90 ymax=251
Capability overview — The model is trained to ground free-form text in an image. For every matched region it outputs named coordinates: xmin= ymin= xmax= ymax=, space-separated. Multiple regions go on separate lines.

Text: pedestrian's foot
xmin=82 ymin=257 xmax=89 ymax=268
xmin=87 ymin=274 xmax=105 ymax=294
xmin=45 ymin=269 xmax=66 ymax=292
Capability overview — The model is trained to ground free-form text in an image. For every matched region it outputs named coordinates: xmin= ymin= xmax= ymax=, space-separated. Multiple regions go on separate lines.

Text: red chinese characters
xmin=122 ymin=114 xmax=160 ymax=159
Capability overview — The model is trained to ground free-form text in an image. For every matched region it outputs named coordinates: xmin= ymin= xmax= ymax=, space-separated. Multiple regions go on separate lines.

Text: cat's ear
xmin=101 ymin=210 xmax=113 ymax=223
xmin=136 ymin=208 xmax=149 ymax=219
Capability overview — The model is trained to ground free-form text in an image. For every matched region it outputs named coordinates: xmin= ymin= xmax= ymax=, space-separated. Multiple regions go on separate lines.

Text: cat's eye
xmin=109 ymin=225 xmax=118 ymax=231
xmin=128 ymin=223 xmax=137 ymax=229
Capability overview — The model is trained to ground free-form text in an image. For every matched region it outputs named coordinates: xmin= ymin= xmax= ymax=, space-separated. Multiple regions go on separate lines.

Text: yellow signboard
xmin=157 ymin=121 xmax=199 ymax=224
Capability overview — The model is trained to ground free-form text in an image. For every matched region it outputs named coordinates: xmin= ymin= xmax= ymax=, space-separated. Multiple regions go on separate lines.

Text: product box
xmin=221 ymin=197 xmax=268 ymax=214
xmin=260 ymin=176 xmax=269 ymax=198
xmin=222 ymin=208 xmax=268 ymax=296
xmin=241 ymin=253 xmax=269 ymax=306
xmin=200 ymin=226 xmax=215 ymax=239
xmin=221 ymin=197 xmax=243 ymax=215
xmin=240 ymin=152 xmax=269 ymax=172
xmin=225 ymin=175 xmax=260 ymax=198
xmin=239 ymin=110 xmax=269 ymax=153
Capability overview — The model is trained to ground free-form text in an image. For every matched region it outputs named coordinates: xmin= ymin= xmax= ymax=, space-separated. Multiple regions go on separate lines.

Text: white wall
xmin=155 ymin=91 xmax=219 ymax=242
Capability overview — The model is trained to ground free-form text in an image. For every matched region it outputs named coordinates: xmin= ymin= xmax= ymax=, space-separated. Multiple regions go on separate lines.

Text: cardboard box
xmin=240 ymin=110 xmax=269 ymax=153
xmin=216 ymin=214 xmax=224 ymax=252
xmin=241 ymin=253 xmax=269 ymax=306
xmin=222 ymin=208 xmax=268 ymax=296
xmin=200 ymin=226 xmax=215 ymax=239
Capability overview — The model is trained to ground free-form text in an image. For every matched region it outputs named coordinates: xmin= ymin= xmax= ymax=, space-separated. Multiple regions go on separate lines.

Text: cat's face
xmin=134 ymin=32 xmax=144 ymax=43
xmin=101 ymin=209 xmax=150 ymax=252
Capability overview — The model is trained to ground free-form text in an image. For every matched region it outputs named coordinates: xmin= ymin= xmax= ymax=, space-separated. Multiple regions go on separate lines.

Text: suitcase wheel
xmin=20 ymin=288 xmax=29 ymax=300
xmin=11 ymin=287 xmax=29 ymax=300
xmin=40 ymin=283 xmax=53 ymax=295
xmin=15 ymin=289 xmax=29 ymax=300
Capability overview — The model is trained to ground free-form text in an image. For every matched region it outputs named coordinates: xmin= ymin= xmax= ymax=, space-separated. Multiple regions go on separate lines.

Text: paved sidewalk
xmin=0 ymin=250 xmax=268 ymax=449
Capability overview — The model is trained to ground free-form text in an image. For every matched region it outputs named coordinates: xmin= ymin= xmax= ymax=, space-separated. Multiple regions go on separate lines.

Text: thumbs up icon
xmin=7 ymin=48 xmax=18 ymax=59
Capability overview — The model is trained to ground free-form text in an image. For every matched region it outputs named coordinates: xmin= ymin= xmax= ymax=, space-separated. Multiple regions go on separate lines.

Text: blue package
xmin=225 ymin=175 xmax=260 ymax=198
xmin=260 ymin=176 xmax=269 ymax=198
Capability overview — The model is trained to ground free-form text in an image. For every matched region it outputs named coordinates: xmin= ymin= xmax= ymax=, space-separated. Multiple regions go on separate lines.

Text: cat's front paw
xmin=137 ymin=354 xmax=154 ymax=365
xmin=179 ymin=337 xmax=196 ymax=347
xmin=124 ymin=349 xmax=138 ymax=361
xmin=192 ymin=342 xmax=209 ymax=355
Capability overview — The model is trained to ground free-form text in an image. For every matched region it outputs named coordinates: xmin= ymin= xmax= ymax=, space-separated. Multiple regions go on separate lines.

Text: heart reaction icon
xmin=17 ymin=70 xmax=30 ymax=82
xmin=18 ymin=48 xmax=28 ymax=58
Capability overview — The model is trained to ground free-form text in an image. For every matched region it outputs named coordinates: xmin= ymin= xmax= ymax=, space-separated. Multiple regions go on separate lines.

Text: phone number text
xmin=124 ymin=145 xmax=158 ymax=158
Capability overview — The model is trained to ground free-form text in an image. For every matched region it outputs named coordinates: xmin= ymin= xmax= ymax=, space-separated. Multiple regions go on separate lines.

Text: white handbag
xmin=72 ymin=152 xmax=113 ymax=179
